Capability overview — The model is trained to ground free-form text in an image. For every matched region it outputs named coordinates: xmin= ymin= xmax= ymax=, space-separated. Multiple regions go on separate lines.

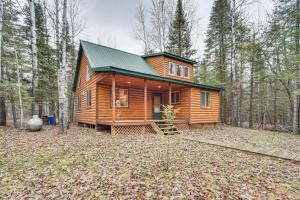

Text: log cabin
xmin=73 ymin=40 xmax=223 ymax=134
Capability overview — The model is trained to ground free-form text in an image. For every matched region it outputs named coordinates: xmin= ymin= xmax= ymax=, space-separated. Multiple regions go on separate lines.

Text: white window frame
xmin=171 ymin=91 xmax=181 ymax=105
xmin=168 ymin=62 xmax=175 ymax=75
xmin=86 ymin=90 xmax=92 ymax=108
xmin=184 ymin=66 xmax=190 ymax=78
xmin=201 ymin=91 xmax=211 ymax=108
xmin=86 ymin=64 xmax=91 ymax=81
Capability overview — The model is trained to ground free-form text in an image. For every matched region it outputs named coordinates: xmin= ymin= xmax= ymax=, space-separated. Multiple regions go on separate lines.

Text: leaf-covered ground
xmin=0 ymin=126 xmax=300 ymax=199
xmin=186 ymin=126 xmax=300 ymax=160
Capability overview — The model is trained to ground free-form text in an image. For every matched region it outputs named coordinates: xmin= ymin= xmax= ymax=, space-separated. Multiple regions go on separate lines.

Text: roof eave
xmin=93 ymin=66 xmax=223 ymax=91
xmin=72 ymin=42 xmax=83 ymax=91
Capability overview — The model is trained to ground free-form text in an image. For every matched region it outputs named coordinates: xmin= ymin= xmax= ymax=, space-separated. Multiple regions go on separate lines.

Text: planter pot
xmin=27 ymin=115 xmax=43 ymax=131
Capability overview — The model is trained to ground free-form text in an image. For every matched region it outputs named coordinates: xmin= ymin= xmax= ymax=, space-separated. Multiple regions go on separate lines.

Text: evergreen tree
xmin=167 ymin=0 xmax=195 ymax=58
xmin=200 ymin=0 xmax=231 ymax=86
xmin=200 ymin=0 xmax=231 ymax=123
xmin=24 ymin=0 xmax=57 ymax=117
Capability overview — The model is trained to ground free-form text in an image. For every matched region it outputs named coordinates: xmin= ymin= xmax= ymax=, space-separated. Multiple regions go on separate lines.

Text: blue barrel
xmin=49 ymin=115 xmax=55 ymax=125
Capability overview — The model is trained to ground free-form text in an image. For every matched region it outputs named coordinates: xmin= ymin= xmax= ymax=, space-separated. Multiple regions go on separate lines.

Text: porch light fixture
xmin=127 ymin=81 xmax=131 ymax=84
xmin=158 ymin=85 xmax=161 ymax=89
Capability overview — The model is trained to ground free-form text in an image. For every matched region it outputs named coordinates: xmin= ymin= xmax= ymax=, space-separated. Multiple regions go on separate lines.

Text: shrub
xmin=161 ymin=104 xmax=180 ymax=124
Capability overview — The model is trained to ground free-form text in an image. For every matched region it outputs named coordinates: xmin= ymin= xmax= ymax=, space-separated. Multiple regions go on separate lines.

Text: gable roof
xmin=72 ymin=40 xmax=157 ymax=90
xmin=142 ymin=52 xmax=198 ymax=65
xmin=81 ymin=40 xmax=157 ymax=75
xmin=72 ymin=40 xmax=222 ymax=91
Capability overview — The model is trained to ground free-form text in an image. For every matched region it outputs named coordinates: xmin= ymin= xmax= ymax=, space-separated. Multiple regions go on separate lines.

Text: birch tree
xmin=29 ymin=0 xmax=39 ymax=116
xmin=58 ymin=0 xmax=68 ymax=134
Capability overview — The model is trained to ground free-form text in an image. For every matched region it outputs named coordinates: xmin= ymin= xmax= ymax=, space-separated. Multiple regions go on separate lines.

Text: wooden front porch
xmin=95 ymin=73 xmax=190 ymax=125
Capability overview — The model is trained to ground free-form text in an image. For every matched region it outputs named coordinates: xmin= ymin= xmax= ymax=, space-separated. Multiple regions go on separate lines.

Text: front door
xmin=152 ymin=93 xmax=162 ymax=120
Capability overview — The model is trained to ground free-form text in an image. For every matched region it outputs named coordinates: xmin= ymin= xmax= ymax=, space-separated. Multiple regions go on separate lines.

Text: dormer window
xmin=168 ymin=62 xmax=175 ymax=75
xmin=86 ymin=64 xmax=91 ymax=81
xmin=184 ymin=66 xmax=189 ymax=78
xmin=177 ymin=65 xmax=183 ymax=77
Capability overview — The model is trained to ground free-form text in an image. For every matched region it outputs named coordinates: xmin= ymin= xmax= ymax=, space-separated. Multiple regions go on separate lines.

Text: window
xmin=86 ymin=90 xmax=92 ymax=108
xmin=112 ymin=88 xmax=128 ymax=108
xmin=77 ymin=77 xmax=81 ymax=88
xmin=168 ymin=62 xmax=175 ymax=75
xmin=201 ymin=91 xmax=210 ymax=108
xmin=177 ymin=65 xmax=183 ymax=76
xmin=77 ymin=95 xmax=81 ymax=110
xmin=171 ymin=91 xmax=180 ymax=104
xmin=86 ymin=64 xmax=91 ymax=81
xmin=184 ymin=66 xmax=189 ymax=78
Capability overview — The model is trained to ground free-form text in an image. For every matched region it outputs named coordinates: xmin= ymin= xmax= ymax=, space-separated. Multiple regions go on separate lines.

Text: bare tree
xmin=58 ymin=0 xmax=68 ymax=134
xmin=135 ymin=0 xmax=149 ymax=53
xmin=68 ymin=0 xmax=84 ymax=122
xmin=150 ymin=0 xmax=170 ymax=51
xmin=29 ymin=0 xmax=39 ymax=116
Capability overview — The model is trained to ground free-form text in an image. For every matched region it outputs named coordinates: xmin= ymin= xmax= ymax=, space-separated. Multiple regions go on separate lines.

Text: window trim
xmin=171 ymin=91 xmax=181 ymax=105
xmin=201 ymin=91 xmax=211 ymax=108
xmin=77 ymin=77 xmax=81 ymax=88
xmin=86 ymin=89 xmax=92 ymax=108
xmin=177 ymin=64 xmax=183 ymax=77
xmin=184 ymin=66 xmax=190 ymax=78
xmin=86 ymin=63 xmax=91 ymax=81
xmin=168 ymin=62 xmax=175 ymax=75
xmin=110 ymin=87 xmax=129 ymax=108
xmin=77 ymin=95 xmax=81 ymax=110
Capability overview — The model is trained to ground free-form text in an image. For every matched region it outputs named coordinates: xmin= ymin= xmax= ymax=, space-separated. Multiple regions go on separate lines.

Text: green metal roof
xmin=81 ymin=40 xmax=157 ymax=75
xmin=72 ymin=40 xmax=222 ymax=91
xmin=142 ymin=52 xmax=198 ymax=64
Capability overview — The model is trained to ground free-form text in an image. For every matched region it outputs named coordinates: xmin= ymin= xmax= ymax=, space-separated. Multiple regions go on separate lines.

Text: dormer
xmin=142 ymin=52 xmax=197 ymax=83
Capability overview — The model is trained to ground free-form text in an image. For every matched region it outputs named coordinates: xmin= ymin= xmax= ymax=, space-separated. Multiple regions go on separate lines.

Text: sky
xmin=77 ymin=0 xmax=274 ymax=58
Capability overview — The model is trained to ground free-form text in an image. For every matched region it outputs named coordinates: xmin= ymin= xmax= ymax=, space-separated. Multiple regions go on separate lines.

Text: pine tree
xmin=1 ymin=0 xmax=28 ymax=128
xmin=24 ymin=1 xmax=57 ymax=117
xmin=167 ymin=0 xmax=195 ymax=58
xmin=200 ymin=0 xmax=231 ymax=123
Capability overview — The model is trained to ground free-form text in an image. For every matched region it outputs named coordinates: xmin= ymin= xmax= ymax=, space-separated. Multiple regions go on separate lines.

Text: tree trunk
xmin=14 ymin=37 xmax=23 ymax=129
xmin=29 ymin=0 xmax=39 ymax=116
xmin=249 ymin=33 xmax=255 ymax=128
xmin=58 ymin=0 xmax=68 ymax=134
xmin=230 ymin=0 xmax=238 ymax=126
xmin=293 ymin=0 xmax=300 ymax=133
xmin=0 ymin=0 xmax=5 ymax=126
xmin=10 ymin=96 xmax=18 ymax=128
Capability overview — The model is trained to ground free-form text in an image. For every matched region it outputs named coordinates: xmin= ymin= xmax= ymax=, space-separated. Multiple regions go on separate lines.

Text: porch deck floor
xmin=97 ymin=119 xmax=188 ymax=126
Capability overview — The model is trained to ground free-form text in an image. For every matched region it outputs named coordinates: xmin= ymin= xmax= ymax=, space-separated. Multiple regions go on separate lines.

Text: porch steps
xmin=154 ymin=121 xmax=181 ymax=135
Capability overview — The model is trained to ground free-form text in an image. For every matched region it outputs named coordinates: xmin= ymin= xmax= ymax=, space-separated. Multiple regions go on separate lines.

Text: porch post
xmin=112 ymin=73 xmax=116 ymax=124
xmin=144 ymin=79 xmax=147 ymax=121
xmin=168 ymin=83 xmax=172 ymax=105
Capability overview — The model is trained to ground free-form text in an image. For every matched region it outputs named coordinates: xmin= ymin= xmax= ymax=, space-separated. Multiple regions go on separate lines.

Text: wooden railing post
xmin=169 ymin=83 xmax=172 ymax=105
xmin=144 ymin=79 xmax=147 ymax=121
xmin=112 ymin=73 xmax=116 ymax=124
